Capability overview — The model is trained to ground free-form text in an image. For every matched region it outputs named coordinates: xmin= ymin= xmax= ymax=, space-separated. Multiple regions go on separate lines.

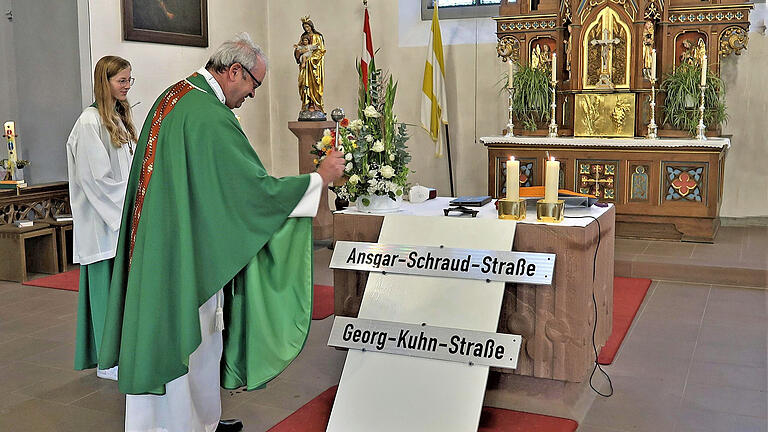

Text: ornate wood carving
xmin=497 ymin=35 xmax=521 ymax=63
xmin=0 ymin=182 xmax=71 ymax=224
xmin=663 ymin=163 xmax=707 ymax=203
xmin=577 ymin=160 xmax=618 ymax=200
xmin=719 ymin=26 xmax=748 ymax=58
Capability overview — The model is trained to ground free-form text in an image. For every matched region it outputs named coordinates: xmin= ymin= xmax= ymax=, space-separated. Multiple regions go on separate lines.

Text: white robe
xmin=66 ymin=107 xmax=134 ymax=265
xmin=125 ymin=68 xmax=324 ymax=432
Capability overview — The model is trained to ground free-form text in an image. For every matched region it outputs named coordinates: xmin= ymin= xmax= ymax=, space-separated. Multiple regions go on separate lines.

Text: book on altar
xmin=13 ymin=220 xmax=33 ymax=228
xmin=54 ymin=214 xmax=73 ymax=222
xmin=449 ymin=196 xmax=492 ymax=207
xmin=517 ymin=187 xmax=598 ymax=207
xmin=0 ymin=180 xmax=26 ymax=189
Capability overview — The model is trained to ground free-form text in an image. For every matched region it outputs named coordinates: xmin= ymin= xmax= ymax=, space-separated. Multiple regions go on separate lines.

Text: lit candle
xmin=651 ymin=49 xmax=656 ymax=79
xmin=506 ymin=156 xmax=520 ymax=200
xmin=700 ymin=54 xmax=707 ymax=86
xmin=551 ymin=52 xmax=557 ymax=82
xmin=544 ymin=156 xmax=560 ymax=203
xmin=507 ymin=59 xmax=514 ymax=89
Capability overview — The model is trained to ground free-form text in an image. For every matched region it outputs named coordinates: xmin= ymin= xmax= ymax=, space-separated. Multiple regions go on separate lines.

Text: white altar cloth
xmin=479 ymin=135 xmax=730 ymax=149
xmin=336 ymin=197 xmax=612 ymax=228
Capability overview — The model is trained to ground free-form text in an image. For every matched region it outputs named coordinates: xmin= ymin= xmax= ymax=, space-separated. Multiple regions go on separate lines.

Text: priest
xmin=97 ymin=33 xmax=345 ymax=432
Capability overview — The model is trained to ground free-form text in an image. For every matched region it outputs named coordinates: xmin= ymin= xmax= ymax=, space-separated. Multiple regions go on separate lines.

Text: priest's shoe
xmin=215 ymin=419 xmax=243 ymax=432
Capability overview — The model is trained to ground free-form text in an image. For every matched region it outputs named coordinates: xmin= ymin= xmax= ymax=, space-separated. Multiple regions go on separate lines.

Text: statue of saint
xmin=564 ymin=25 xmax=573 ymax=76
xmin=295 ymin=16 xmax=326 ymax=120
xmin=530 ymin=43 xmax=552 ymax=71
xmin=680 ymin=38 xmax=706 ymax=66
xmin=642 ymin=21 xmax=655 ymax=74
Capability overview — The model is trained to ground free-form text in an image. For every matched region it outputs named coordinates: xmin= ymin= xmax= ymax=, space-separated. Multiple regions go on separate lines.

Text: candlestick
xmin=504 ymin=89 xmax=515 ymax=138
xmin=506 ymin=156 xmax=520 ymax=201
xmin=651 ymin=49 xmax=656 ymax=79
xmin=700 ymin=55 xmax=707 ymax=87
xmin=548 ymin=79 xmax=558 ymax=137
xmin=696 ymin=84 xmax=707 ymax=140
xmin=646 ymin=77 xmax=658 ymax=140
xmin=544 ymin=157 xmax=559 ymax=203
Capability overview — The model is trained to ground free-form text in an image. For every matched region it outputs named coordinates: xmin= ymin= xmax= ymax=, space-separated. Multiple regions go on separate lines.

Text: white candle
xmin=551 ymin=52 xmax=557 ymax=82
xmin=651 ymin=49 xmax=656 ymax=79
xmin=544 ymin=157 xmax=560 ymax=203
xmin=507 ymin=59 xmax=514 ymax=89
xmin=700 ymin=55 xmax=707 ymax=86
xmin=506 ymin=156 xmax=520 ymax=200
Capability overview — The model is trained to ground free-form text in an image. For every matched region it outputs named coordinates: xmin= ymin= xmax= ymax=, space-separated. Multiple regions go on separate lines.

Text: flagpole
xmin=444 ymin=124 xmax=455 ymax=197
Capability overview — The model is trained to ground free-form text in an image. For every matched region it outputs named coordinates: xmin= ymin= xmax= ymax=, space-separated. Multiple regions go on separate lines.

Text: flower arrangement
xmin=312 ymin=64 xmax=411 ymax=207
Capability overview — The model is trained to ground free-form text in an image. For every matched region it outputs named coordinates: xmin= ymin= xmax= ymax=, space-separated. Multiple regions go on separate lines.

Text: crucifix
xmin=590 ymin=26 xmax=621 ymax=89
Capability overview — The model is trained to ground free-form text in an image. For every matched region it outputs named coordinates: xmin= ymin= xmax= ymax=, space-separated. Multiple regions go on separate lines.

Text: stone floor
xmin=0 ymin=226 xmax=766 ymax=431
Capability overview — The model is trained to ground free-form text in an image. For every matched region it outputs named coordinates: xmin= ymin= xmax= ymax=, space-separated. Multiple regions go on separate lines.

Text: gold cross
xmin=579 ymin=163 xmax=615 ymax=199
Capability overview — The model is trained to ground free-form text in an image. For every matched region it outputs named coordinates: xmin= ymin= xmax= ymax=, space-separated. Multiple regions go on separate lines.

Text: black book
xmin=449 ymin=196 xmax=492 ymax=207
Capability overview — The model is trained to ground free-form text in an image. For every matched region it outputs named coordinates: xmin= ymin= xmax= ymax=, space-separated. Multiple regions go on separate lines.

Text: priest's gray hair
xmin=205 ymin=32 xmax=268 ymax=73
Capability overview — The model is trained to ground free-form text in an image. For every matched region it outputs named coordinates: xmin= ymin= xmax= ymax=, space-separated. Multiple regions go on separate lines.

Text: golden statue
xmin=680 ymin=37 xmax=706 ymax=66
xmin=642 ymin=21 xmax=655 ymax=76
xmin=530 ymin=43 xmax=552 ymax=71
xmin=295 ymin=16 xmax=326 ymax=120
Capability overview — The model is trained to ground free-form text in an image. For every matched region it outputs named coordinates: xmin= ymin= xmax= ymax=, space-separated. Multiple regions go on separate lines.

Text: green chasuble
xmin=98 ymin=73 xmax=313 ymax=395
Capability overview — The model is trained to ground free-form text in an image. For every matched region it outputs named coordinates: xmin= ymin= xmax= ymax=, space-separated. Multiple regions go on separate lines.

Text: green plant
xmin=506 ymin=63 xmax=552 ymax=131
xmin=661 ymin=63 xmax=727 ymax=135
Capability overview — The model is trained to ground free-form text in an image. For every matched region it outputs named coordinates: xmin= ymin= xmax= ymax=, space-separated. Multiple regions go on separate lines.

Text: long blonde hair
xmin=93 ymin=56 xmax=137 ymax=147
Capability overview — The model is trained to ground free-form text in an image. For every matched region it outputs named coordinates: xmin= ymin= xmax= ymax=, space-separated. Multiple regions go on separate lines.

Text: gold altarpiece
xmin=495 ymin=0 xmax=752 ymax=138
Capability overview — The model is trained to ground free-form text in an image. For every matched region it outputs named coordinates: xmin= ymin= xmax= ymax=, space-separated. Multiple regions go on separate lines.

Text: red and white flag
xmin=361 ymin=5 xmax=374 ymax=90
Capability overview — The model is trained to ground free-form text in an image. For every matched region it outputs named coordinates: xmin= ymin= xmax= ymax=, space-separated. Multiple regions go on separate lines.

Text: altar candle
xmin=551 ymin=52 xmax=557 ymax=82
xmin=506 ymin=156 xmax=520 ymax=200
xmin=544 ymin=157 xmax=560 ymax=203
xmin=651 ymin=49 xmax=656 ymax=79
xmin=700 ymin=55 xmax=707 ymax=86
xmin=507 ymin=59 xmax=514 ymax=89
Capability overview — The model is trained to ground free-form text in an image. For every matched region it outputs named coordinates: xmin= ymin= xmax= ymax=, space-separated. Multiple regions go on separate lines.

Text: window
xmin=421 ymin=0 xmax=505 ymax=20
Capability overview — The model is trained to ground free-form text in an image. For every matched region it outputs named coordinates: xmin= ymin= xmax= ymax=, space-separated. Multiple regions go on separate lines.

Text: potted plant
xmin=661 ymin=63 xmax=727 ymax=136
xmin=507 ymin=62 xmax=552 ymax=131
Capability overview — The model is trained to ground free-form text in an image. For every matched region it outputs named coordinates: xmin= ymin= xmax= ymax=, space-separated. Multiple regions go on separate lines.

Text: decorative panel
xmin=629 ymin=164 xmax=650 ymax=201
xmin=662 ymin=163 xmax=707 ymax=203
xmin=497 ymin=157 xmax=536 ymax=197
xmin=574 ymin=93 xmax=636 ymax=137
xmin=577 ymin=160 xmax=619 ymax=201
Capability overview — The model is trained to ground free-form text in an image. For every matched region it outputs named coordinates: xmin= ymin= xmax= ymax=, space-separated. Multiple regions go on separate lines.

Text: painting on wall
xmin=123 ymin=0 xmax=208 ymax=47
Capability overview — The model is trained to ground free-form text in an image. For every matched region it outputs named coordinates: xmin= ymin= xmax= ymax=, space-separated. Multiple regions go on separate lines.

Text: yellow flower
xmin=313 ymin=158 xmax=318 ymax=165
xmin=321 ymin=135 xmax=332 ymax=146
xmin=352 ymin=142 xmax=357 ymax=149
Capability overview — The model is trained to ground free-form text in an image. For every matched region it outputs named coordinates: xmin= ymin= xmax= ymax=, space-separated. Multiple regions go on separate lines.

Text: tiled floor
xmin=0 ymin=237 xmax=766 ymax=431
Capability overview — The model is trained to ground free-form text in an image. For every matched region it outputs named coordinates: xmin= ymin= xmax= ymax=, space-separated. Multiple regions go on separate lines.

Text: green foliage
xmin=660 ymin=63 xmax=727 ymax=136
xmin=507 ymin=63 xmax=552 ymax=131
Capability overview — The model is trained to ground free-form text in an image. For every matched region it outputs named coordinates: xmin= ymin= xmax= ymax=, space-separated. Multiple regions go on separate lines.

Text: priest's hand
xmin=317 ymin=150 xmax=345 ymax=185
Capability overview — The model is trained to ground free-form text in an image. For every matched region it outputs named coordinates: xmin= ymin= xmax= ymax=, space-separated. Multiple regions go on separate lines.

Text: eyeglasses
xmin=242 ymin=66 xmax=262 ymax=89
xmin=114 ymin=77 xmax=135 ymax=87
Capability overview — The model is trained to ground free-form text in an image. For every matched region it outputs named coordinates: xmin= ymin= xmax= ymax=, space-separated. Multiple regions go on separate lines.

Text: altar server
xmin=96 ymin=33 xmax=345 ymax=432
xmin=67 ymin=55 xmax=137 ymax=380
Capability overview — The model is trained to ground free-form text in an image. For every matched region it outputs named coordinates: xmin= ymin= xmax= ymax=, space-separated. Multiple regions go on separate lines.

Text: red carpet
xmin=597 ymin=276 xmax=652 ymax=365
xmin=22 ymin=269 xmax=80 ymax=291
xmin=267 ymin=385 xmax=578 ymax=432
xmin=312 ymin=284 xmax=334 ymax=320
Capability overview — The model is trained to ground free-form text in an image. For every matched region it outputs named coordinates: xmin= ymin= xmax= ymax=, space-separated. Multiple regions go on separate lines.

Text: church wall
xmin=0 ymin=0 xmax=18 ymax=127
xmin=10 ymin=0 xmax=81 ymax=184
xmin=720 ymin=27 xmax=768 ymax=217
xmin=87 ymin=0 xmax=272 ymax=169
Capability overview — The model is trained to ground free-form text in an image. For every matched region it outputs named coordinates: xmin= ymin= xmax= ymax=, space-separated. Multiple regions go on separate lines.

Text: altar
xmin=332 ymin=198 xmax=614 ymax=383
xmin=482 ymin=135 xmax=729 ymax=242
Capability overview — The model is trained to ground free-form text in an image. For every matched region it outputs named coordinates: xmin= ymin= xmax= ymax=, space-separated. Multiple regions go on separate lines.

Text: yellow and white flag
xmin=420 ymin=2 xmax=448 ymax=157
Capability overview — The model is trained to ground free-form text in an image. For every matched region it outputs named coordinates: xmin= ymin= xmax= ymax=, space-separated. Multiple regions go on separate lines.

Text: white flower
xmin=371 ymin=140 xmax=385 ymax=152
xmin=345 ymin=162 xmax=353 ymax=172
xmin=363 ymin=105 xmax=381 ymax=118
xmin=349 ymin=174 xmax=360 ymax=185
xmin=315 ymin=141 xmax=324 ymax=150
xmin=345 ymin=153 xmax=353 ymax=161
xmin=368 ymin=169 xmax=378 ymax=178
xmin=323 ymin=129 xmax=331 ymax=136
xmin=389 ymin=154 xmax=395 ymax=161
xmin=349 ymin=119 xmax=364 ymax=132
xmin=380 ymin=165 xmax=395 ymax=178
xmin=365 ymin=135 xmax=374 ymax=143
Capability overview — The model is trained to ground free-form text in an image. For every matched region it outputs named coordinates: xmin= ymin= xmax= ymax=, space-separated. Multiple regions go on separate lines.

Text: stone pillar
xmin=288 ymin=120 xmax=335 ymax=241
